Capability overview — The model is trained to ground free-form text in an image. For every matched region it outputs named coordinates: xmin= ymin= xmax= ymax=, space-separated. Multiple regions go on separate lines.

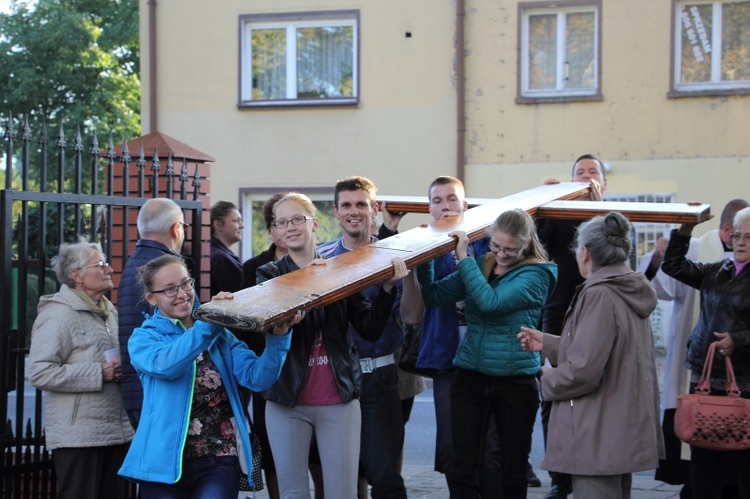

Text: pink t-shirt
xmin=296 ymin=330 xmax=344 ymax=406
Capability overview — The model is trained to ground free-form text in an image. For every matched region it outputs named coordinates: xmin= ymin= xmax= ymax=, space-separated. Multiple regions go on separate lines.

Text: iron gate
xmin=0 ymin=116 xmax=206 ymax=498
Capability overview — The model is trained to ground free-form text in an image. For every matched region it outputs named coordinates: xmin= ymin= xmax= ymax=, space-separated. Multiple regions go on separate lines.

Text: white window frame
xmin=239 ymin=11 xmax=359 ymax=108
xmin=673 ymin=0 xmax=750 ymax=93
xmin=519 ymin=3 xmax=601 ymax=101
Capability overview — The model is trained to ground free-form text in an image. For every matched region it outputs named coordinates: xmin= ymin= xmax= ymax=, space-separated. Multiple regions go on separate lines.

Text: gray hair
xmin=52 ymin=242 xmax=103 ymax=287
xmin=733 ymin=207 xmax=750 ymax=229
xmin=575 ymin=212 xmax=632 ymax=270
xmin=137 ymin=198 xmax=183 ymax=238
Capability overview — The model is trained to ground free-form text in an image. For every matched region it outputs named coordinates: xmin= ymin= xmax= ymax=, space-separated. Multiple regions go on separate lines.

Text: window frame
xmin=238 ymin=10 xmax=360 ymax=109
xmin=669 ymin=0 xmax=750 ymax=97
xmin=516 ymin=0 xmax=603 ymax=104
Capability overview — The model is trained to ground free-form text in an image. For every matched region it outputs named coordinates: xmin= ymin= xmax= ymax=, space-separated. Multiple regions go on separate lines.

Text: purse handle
xmin=696 ymin=342 xmax=741 ymax=397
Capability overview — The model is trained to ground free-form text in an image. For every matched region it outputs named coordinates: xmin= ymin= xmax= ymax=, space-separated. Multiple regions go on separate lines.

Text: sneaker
xmin=527 ymin=462 xmax=542 ymax=488
xmin=545 ymin=484 xmax=573 ymax=498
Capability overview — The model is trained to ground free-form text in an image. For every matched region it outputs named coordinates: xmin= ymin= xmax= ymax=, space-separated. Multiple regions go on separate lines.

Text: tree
xmin=0 ymin=0 xmax=140 ymax=141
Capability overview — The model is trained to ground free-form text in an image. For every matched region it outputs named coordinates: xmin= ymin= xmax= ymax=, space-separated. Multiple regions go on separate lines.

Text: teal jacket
xmin=419 ymin=254 xmax=557 ymax=377
xmin=118 ymin=308 xmax=291 ymax=485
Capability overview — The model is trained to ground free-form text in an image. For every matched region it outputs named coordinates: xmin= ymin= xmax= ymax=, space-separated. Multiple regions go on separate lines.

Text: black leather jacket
xmin=662 ymin=230 xmax=750 ymax=383
xmin=256 ymin=253 xmax=396 ymax=406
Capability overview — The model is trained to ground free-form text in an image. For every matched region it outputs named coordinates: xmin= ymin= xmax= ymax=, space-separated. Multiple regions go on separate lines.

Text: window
xmin=518 ymin=2 xmax=601 ymax=102
xmin=239 ymin=11 xmax=359 ymax=107
xmin=672 ymin=0 xmax=750 ymax=94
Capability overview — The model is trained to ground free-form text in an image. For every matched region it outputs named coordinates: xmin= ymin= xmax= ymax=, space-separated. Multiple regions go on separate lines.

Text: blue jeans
xmin=139 ymin=456 xmax=240 ymax=499
xmin=360 ymin=364 xmax=407 ymax=499
xmin=448 ymin=368 xmax=539 ymax=499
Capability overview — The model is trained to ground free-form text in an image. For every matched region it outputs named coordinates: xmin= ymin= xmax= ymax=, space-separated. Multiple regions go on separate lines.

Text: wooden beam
xmin=195 ymin=182 xmax=590 ymax=331
xmin=380 ymin=196 xmax=712 ymax=225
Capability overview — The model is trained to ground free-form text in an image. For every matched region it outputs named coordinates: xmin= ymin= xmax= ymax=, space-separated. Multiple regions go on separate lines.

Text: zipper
xmin=175 ymin=353 xmax=197 ymax=483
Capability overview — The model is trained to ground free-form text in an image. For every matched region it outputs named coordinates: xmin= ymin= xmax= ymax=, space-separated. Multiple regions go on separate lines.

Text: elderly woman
xmin=660 ymin=206 xmax=750 ymax=498
xmin=518 ymin=212 xmax=664 ymax=499
xmin=28 ymin=242 xmax=134 ymax=499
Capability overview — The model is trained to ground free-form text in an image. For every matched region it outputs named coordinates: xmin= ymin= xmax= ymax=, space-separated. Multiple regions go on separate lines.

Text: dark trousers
xmin=54 ymin=444 xmax=130 ymax=499
xmin=139 ymin=456 xmax=240 ymax=499
xmin=448 ymin=368 xmax=538 ymax=499
xmin=360 ymin=364 xmax=407 ymax=499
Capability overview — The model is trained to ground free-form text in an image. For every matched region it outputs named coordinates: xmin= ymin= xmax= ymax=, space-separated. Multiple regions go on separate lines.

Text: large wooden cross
xmin=195 ymin=182 xmax=710 ymax=331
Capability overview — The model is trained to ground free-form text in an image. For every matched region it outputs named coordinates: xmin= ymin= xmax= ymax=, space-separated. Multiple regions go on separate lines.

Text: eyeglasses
xmin=78 ymin=260 xmax=110 ymax=270
xmin=176 ymin=221 xmax=190 ymax=230
xmin=150 ymin=278 xmax=196 ymax=298
xmin=489 ymin=242 xmax=522 ymax=256
xmin=729 ymin=232 xmax=750 ymax=244
xmin=273 ymin=215 xmax=315 ymax=229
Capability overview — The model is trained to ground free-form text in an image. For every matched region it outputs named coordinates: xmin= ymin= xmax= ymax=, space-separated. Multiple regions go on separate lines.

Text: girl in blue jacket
xmin=118 ymin=254 xmax=299 ymax=498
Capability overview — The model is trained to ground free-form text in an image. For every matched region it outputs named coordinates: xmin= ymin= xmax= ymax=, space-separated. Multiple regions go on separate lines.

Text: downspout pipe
xmin=456 ymin=0 xmax=466 ymax=183
xmin=148 ymin=0 xmax=157 ymax=133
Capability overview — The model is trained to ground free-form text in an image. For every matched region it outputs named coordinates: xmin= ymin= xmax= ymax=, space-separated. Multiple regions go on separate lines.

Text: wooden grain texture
xmin=536 ymin=201 xmax=711 ymax=224
xmin=195 ymin=182 xmax=590 ymax=331
xmin=378 ymin=195 xmax=494 ymax=214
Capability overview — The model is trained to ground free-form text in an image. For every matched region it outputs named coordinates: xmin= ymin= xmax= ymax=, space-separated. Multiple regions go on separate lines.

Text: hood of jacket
xmin=580 ymin=262 xmax=657 ymax=319
xmin=38 ymin=284 xmax=115 ymax=316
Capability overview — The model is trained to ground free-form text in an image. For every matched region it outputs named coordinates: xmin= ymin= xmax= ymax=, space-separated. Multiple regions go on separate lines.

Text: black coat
xmin=662 ymin=230 xmax=750 ymax=383
xmin=256 ymin=253 xmax=396 ymax=406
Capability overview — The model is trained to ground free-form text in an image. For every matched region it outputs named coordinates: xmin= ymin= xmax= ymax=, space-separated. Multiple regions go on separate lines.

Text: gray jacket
xmin=541 ymin=263 xmax=665 ymax=475
xmin=28 ymin=285 xmax=134 ymax=450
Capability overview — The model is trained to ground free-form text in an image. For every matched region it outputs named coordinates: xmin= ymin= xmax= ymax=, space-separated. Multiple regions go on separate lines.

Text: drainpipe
xmin=456 ymin=0 xmax=466 ymax=182
xmin=148 ymin=0 xmax=158 ymax=133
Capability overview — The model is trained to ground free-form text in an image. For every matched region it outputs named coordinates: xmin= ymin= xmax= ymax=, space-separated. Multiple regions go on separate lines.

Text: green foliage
xmin=0 ymin=0 xmax=140 ymax=140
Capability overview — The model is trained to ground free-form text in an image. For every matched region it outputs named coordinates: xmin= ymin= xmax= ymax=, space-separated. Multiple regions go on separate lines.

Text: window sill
xmin=515 ymin=93 xmax=603 ymax=105
xmin=667 ymin=88 xmax=750 ymax=99
xmin=238 ymin=98 xmax=359 ymax=109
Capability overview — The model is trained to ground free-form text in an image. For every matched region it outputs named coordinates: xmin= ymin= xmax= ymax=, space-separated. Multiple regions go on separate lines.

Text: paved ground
xmin=240 ymin=465 xmax=683 ymax=498
xmin=241 ymin=353 xmax=684 ymax=498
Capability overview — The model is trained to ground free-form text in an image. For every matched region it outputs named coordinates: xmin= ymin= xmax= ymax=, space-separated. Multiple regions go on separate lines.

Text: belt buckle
xmin=360 ymin=358 xmax=374 ymax=374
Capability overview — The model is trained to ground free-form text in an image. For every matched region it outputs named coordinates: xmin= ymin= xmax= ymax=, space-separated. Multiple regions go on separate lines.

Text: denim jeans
xmin=360 ymin=364 xmax=407 ymax=499
xmin=448 ymin=368 xmax=539 ymax=499
xmin=139 ymin=456 xmax=240 ymax=499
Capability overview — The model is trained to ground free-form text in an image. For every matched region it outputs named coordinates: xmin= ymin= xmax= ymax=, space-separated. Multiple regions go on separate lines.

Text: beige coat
xmin=541 ymin=263 xmax=665 ymax=475
xmin=28 ymin=285 xmax=134 ymax=450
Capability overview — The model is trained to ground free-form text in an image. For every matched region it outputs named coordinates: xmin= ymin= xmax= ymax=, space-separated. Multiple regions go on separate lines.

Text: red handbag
xmin=674 ymin=342 xmax=750 ymax=451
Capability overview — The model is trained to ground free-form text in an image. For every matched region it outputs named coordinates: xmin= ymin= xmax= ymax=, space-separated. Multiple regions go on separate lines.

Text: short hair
xmin=263 ymin=193 xmax=289 ymax=230
xmin=575 ymin=211 xmax=632 ymax=270
xmin=428 ymin=176 xmax=465 ymax=200
xmin=210 ymin=200 xmax=237 ymax=236
xmin=137 ymin=198 xmax=183 ymax=238
xmin=489 ymin=209 xmax=549 ymax=262
xmin=52 ymin=241 xmax=103 ymax=288
xmin=721 ymin=199 xmax=750 ymax=228
xmin=733 ymin=207 xmax=750 ymax=230
xmin=273 ymin=192 xmax=318 ymax=218
xmin=334 ymin=176 xmax=377 ymax=208
xmin=571 ymin=154 xmax=607 ymax=180
xmin=138 ymin=254 xmax=187 ymax=296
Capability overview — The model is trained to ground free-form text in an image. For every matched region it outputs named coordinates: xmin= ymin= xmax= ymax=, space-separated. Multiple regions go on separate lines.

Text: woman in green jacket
xmin=418 ymin=209 xmax=557 ymax=499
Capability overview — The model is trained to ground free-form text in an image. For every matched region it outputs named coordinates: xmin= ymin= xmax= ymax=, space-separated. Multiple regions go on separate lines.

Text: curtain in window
xmin=252 ymin=28 xmax=286 ymax=100
xmin=721 ymin=2 xmax=750 ymax=82
xmin=565 ymin=12 xmax=595 ymax=89
xmin=296 ymin=26 xmax=354 ymax=98
xmin=528 ymin=14 xmax=557 ymax=90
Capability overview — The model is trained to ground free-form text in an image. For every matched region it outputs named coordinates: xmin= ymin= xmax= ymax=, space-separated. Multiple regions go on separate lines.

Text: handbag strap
xmin=697 ymin=342 xmax=741 ymax=397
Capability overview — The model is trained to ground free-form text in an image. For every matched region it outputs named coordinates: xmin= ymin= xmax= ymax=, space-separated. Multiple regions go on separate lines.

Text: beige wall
xmin=140 ymin=0 xmax=749 ymax=240
xmin=140 ymin=0 xmax=458 ymax=207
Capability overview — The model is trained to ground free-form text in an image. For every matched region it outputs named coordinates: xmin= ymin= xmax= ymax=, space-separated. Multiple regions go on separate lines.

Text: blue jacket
xmin=118 ymin=308 xmax=291 ymax=485
xmin=118 ymin=239 xmax=183 ymax=412
xmin=419 ymin=253 xmax=557 ymax=377
xmin=416 ymin=239 xmax=490 ymax=371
